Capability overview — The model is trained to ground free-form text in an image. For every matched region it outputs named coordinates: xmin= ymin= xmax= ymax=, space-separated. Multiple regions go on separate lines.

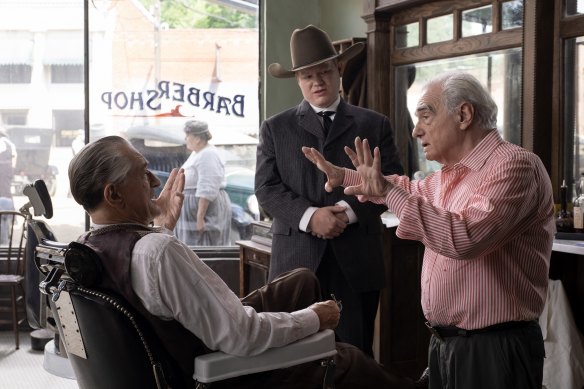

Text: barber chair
xmin=20 ymin=180 xmax=58 ymax=348
xmin=37 ymin=240 xmax=337 ymax=389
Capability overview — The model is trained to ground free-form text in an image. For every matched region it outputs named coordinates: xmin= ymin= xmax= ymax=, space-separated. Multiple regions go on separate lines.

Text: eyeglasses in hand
xmin=330 ymin=294 xmax=342 ymax=312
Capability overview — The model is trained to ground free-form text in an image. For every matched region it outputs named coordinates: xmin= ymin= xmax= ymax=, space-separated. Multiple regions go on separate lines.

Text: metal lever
xmin=52 ymin=279 xmax=69 ymax=302
xmin=39 ymin=267 xmax=64 ymax=295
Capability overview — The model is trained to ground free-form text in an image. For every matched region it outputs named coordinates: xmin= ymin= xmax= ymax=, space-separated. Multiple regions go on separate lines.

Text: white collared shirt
xmin=300 ymin=96 xmax=357 ymax=231
xmin=91 ymin=225 xmax=320 ymax=356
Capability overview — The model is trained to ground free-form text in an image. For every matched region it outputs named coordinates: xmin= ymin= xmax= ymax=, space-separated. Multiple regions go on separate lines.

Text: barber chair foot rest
xmin=194 ymin=329 xmax=337 ymax=385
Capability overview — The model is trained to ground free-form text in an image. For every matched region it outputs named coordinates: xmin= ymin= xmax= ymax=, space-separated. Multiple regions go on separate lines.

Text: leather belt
xmin=425 ymin=320 xmax=534 ymax=342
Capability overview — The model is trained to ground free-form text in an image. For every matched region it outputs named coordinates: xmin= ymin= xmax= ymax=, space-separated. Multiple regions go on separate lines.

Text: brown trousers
xmin=213 ymin=268 xmax=413 ymax=389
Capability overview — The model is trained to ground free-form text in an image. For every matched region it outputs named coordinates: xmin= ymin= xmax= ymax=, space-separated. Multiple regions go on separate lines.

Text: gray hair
xmin=68 ymin=135 xmax=135 ymax=212
xmin=424 ymin=71 xmax=498 ymax=129
xmin=184 ymin=120 xmax=212 ymax=142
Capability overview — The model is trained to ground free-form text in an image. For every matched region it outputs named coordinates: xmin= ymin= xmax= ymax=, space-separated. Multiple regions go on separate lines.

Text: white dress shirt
xmin=299 ymin=97 xmax=357 ymax=232
xmin=115 ymin=226 xmax=319 ymax=356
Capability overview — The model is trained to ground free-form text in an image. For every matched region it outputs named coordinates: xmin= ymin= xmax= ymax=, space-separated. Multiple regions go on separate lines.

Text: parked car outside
xmin=123 ymin=124 xmax=260 ymax=241
xmin=6 ymin=126 xmax=59 ymax=196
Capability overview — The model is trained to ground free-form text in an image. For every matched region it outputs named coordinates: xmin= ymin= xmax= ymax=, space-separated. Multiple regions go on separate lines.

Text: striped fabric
xmin=344 ymin=130 xmax=555 ymax=329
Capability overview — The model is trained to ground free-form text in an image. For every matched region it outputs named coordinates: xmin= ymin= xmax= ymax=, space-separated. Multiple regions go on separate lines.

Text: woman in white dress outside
xmin=175 ymin=120 xmax=232 ymax=246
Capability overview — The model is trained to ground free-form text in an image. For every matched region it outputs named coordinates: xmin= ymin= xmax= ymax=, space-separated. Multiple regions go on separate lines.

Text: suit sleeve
xmin=344 ymin=116 xmax=404 ymax=223
xmin=255 ymin=119 xmax=312 ymax=229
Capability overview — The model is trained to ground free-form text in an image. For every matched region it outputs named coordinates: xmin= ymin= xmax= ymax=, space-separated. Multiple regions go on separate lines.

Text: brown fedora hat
xmin=268 ymin=25 xmax=365 ymax=79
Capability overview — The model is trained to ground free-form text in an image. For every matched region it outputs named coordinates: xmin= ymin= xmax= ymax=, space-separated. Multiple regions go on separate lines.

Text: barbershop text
xmin=101 ymin=81 xmax=245 ymax=117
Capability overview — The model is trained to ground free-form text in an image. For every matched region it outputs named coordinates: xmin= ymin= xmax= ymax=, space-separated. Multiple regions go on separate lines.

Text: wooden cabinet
xmin=236 ymin=240 xmax=270 ymax=298
xmin=379 ymin=227 xmax=429 ymax=380
xmin=549 ymin=241 xmax=584 ymax=333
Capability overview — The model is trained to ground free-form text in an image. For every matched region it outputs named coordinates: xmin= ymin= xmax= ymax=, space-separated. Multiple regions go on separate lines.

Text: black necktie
xmin=317 ymin=111 xmax=334 ymax=137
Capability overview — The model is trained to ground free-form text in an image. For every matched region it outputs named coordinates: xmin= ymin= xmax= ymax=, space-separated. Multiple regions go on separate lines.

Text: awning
xmin=0 ymin=31 xmax=34 ymax=65
xmin=43 ymin=31 xmax=83 ymax=65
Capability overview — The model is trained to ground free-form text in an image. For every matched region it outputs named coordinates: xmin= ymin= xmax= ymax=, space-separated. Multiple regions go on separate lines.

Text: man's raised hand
xmin=302 ymin=146 xmax=345 ymax=192
xmin=153 ymin=168 xmax=185 ymax=230
xmin=344 ymin=137 xmax=392 ymax=200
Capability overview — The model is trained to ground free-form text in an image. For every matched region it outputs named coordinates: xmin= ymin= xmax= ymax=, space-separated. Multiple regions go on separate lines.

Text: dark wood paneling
xmin=365 ymin=15 xmax=393 ymax=116
xmin=379 ymin=227 xmax=428 ymax=380
xmin=522 ymin=0 xmax=555 ymax=169
xmin=390 ymin=0 xmax=491 ymax=25
xmin=391 ymin=29 xmax=522 ymax=66
xmin=549 ymin=252 xmax=584 ymax=332
xmin=559 ymin=15 xmax=584 ymax=39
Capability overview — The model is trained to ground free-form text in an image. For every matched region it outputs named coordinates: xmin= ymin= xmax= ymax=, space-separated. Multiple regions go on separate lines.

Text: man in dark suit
xmin=255 ymin=25 xmax=404 ymax=356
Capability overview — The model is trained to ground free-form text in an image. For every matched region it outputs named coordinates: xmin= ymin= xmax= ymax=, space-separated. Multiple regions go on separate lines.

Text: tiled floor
xmin=0 ymin=331 xmax=78 ymax=389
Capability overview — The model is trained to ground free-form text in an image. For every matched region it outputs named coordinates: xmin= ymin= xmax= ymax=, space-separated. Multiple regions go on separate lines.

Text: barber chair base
xmin=194 ymin=329 xmax=337 ymax=385
xmin=30 ymin=328 xmax=54 ymax=351
xmin=43 ymin=340 xmax=77 ymax=380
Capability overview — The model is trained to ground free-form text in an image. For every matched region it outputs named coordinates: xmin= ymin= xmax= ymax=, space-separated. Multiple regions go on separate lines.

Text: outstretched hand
xmin=153 ymin=168 xmax=185 ymax=230
xmin=343 ymin=137 xmax=392 ymax=201
xmin=302 ymin=147 xmax=345 ymax=192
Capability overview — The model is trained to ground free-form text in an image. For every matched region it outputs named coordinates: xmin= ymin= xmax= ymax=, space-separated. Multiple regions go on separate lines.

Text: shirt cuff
xmin=342 ymin=168 xmax=387 ymax=205
xmin=336 ymin=200 xmax=357 ymax=224
xmin=342 ymin=168 xmax=360 ymax=187
xmin=291 ymin=308 xmax=321 ymax=335
xmin=299 ymin=206 xmax=318 ymax=232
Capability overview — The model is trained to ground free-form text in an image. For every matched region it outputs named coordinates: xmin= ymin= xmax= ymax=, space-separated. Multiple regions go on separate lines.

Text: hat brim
xmin=268 ymin=42 xmax=365 ymax=79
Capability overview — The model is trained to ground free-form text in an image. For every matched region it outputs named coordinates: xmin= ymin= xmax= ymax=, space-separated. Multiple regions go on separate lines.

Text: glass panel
xmin=564 ymin=36 xmax=584 ymax=201
xmin=565 ymin=0 xmax=584 ymax=16
xmin=0 ymin=111 xmax=27 ymax=125
xmin=0 ymin=65 xmax=32 ymax=83
xmin=0 ymin=2 xmax=85 ymax=243
xmin=51 ymin=65 xmax=84 ymax=84
xmin=88 ymin=0 xmax=259 ymax=247
xmin=394 ymin=48 xmax=522 ymax=178
xmin=427 ymin=14 xmax=453 ymax=44
xmin=462 ymin=5 xmax=493 ymax=37
xmin=395 ymin=22 xmax=419 ymax=49
xmin=0 ymin=1 xmax=259 ymax=249
xmin=502 ymin=0 xmax=523 ymax=29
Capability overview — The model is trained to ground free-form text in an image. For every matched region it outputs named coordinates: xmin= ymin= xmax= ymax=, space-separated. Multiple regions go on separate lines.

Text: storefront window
xmin=564 ymin=36 xmax=584 ymax=199
xmin=426 ymin=14 xmax=453 ymax=44
xmin=0 ymin=0 xmax=259 ymax=247
xmin=565 ymin=0 xmax=584 ymax=16
xmin=501 ymin=0 xmax=523 ymax=29
xmin=462 ymin=5 xmax=492 ymax=38
xmin=395 ymin=22 xmax=419 ymax=49
xmin=395 ymin=48 xmax=522 ymax=177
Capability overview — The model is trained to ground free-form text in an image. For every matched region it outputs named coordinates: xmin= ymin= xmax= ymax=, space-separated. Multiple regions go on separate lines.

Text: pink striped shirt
xmin=344 ymin=130 xmax=555 ymax=329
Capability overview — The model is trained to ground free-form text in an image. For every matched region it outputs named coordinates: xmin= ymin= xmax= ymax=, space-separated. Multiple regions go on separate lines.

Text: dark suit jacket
xmin=255 ymin=99 xmax=404 ymax=292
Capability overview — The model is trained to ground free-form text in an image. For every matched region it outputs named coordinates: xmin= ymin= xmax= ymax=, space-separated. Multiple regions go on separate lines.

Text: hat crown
xmin=268 ymin=24 xmax=364 ymax=78
xmin=290 ymin=25 xmax=337 ymax=70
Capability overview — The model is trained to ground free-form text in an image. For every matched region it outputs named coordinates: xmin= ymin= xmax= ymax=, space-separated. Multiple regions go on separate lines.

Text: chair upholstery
xmin=55 ymin=286 xmax=176 ymax=389
xmin=38 ymin=240 xmax=337 ymax=389
xmin=0 ymin=210 xmax=27 ymax=349
xmin=38 ymin=240 xmax=178 ymax=389
xmin=194 ymin=329 xmax=337 ymax=387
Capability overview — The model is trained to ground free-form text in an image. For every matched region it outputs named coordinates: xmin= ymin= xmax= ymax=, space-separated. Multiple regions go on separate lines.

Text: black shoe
xmin=414 ymin=367 xmax=429 ymax=388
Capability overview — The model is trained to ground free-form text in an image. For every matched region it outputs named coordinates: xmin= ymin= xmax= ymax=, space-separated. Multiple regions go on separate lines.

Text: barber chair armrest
xmin=193 ymin=329 xmax=337 ymax=383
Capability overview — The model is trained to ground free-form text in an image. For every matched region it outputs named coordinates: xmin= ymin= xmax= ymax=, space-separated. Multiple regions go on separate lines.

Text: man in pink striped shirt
xmin=303 ymin=71 xmax=555 ymax=389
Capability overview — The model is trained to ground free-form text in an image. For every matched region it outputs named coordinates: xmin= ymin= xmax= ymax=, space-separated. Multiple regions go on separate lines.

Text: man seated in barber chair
xmin=68 ymin=135 xmax=413 ymax=389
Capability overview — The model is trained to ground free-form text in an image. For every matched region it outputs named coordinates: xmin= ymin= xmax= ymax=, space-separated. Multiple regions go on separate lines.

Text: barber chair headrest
xmin=37 ymin=241 xmax=103 ymax=288
xmin=64 ymin=242 xmax=103 ymax=287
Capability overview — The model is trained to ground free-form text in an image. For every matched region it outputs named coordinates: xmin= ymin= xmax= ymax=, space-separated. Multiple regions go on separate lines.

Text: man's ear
xmin=103 ymin=183 xmax=122 ymax=206
xmin=459 ymin=102 xmax=474 ymax=130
